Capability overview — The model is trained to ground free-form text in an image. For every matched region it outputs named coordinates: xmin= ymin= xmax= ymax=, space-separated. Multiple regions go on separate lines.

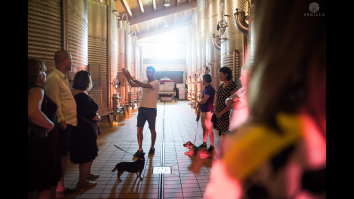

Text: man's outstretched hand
xmin=122 ymin=68 xmax=132 ymax=79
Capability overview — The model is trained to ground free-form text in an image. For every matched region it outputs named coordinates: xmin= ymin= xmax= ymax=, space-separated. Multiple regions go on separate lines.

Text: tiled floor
xmin=60 ymin=100 xmax=222 ymax=199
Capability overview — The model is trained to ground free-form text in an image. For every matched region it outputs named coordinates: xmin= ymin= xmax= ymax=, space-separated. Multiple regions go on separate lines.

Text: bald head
xmin=54 ymin=50 xmax=69 ymax=65
xmin=54 ymin=50 xmax=72 ymax=73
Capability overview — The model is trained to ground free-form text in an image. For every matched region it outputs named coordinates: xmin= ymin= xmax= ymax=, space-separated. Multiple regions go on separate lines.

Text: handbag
xmin=211 ymin=112 xmax=218 ymax=129
xmin=28 ymin=121 xmax=48 ymax=142
xmin=78 ymin=115 xmax=99 ymax=139
xmin=28 ymin=89 xmax=48 ymax=143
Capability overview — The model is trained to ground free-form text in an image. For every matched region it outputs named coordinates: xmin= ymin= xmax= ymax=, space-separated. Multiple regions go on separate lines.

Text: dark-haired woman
xmin=28 ymin=58 xmax=62 ymax=199
xmin=70 ymin=70 xmax=100 ymax=188
xmin=214 ymin=67 xmax=236 ymax=136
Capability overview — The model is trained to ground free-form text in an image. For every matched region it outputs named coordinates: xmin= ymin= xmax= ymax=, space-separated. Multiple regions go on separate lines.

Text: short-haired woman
xmin=214 ymin=66 xmax=237 ymax=136
xmin=28 ymin=58 xmax=62 ymax=199
xmin=71 ymin=70 xmax=101 ymax=188
xmin=197 ymin=73 xmax=216 ymax=152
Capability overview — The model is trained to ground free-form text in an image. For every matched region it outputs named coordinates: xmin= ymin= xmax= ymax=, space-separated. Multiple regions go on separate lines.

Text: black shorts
xmin=137 ymin=107 xmax=157 ymax=130
xmin=58 ymin=124 xmax=74 ymax=157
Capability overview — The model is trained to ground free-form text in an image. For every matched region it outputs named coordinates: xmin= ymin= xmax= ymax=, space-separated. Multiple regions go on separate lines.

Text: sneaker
xmin=198 ymin=144 xmax=207 ymax=148
xmin=208 ymin=145 xmax=215 ymax=152
xmin=149 ymin=148 xmax=155 ymax=155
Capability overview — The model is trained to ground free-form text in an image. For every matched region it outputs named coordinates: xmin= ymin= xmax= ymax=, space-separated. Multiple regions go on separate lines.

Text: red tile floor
xmin=60 ymin=100 xmax=221 ymax=199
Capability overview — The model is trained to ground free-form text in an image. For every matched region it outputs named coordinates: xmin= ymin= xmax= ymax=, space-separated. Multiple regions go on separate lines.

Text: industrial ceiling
xmin=115 ymin=0 xmax=197 ymax=39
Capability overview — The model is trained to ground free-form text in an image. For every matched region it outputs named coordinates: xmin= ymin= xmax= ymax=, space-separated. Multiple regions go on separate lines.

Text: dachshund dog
xmin=183 ymin=141 xmax=213 ymax=159
xmin=111 ymin=152 xmax=145 ymax=180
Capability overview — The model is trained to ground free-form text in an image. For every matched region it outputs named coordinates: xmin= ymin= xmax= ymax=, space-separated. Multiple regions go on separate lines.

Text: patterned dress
xmin=216 ymin=81 xmax=236 ymax=133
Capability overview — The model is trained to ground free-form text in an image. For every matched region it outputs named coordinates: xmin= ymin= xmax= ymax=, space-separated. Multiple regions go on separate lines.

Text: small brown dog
xmin=183 ymin=141 xmax=213 ymax=159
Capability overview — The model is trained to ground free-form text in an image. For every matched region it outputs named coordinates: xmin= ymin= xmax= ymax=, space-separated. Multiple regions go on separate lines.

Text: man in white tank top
xmin=122 ymin=66 xmax=160 ymax=157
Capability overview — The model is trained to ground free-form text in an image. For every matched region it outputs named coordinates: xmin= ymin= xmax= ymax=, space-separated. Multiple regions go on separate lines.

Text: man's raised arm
xmin=122 ymin=68 xmax=153 ymax=88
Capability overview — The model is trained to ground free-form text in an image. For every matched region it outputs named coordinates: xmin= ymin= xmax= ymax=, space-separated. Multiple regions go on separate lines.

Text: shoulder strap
xmin=28 ymin=85 xmax=43 ymax=92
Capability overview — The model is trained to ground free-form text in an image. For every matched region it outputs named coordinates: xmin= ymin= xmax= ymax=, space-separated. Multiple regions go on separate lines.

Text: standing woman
xmin=214 ymin=67 xmax=237 ymax=136
xmin=70 ymin=70 xmax=100 ymax=188
xmin=28 ymin=58 xmax=62 ymax=199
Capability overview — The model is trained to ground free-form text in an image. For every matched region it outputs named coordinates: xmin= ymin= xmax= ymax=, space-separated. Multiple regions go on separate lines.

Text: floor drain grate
xmin=153 ymin=167 xmax=171 ymax=174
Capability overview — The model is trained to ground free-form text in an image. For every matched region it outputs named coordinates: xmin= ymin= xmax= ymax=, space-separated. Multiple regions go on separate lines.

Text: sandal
xmin=87 ymin=173 xmax=100 ymax=179
xmin=76 ymin=180 xmax=97 ymax=188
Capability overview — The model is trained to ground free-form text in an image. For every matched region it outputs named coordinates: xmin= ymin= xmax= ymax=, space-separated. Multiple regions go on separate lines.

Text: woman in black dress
xmin=214 ymin=67 xmax=237 ymax=136
xmin=28 ymin=58 xmax=62 ymax=199
xmin=70 ymin=70 xmax=101 ymax=188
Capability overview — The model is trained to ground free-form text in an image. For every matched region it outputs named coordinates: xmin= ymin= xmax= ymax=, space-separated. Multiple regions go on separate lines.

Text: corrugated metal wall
xmin=125 ymin=25 xmax=131 ymax=103
xmin=29 ymin=0 xmax=121 ymax=111
xmin=109 ymin=0 xmax=118 ymax=109
xmin=117 ymin=19 xmax=126 ymax=104
xmin=67 ymin=0 xmax=88 ymax=80
xmin=197 ymin=0 xmax=206 ymax=102
xmin=130 ymin=34 xmax=137 ymax=99
xmin=87 ymin=0 xmax=107 ymax=109
xmin=28 ymin=0 xmax=62 ymax=75
xmin=207 ymin=0 xmax=221 ymax=90
xmin=220 ymin=0 xmax=246 ymax=81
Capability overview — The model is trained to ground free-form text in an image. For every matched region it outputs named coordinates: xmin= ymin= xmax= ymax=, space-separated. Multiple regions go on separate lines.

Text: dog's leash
xmin=193 ymin=117 xmax=199 ymax=145
xmin=113 ymin=144 xmax=135 ymax=157
xmin=104 ymin=138 xmax=136 ymax=157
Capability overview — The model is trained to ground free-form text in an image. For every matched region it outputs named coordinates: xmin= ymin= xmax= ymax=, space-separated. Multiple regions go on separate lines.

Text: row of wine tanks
xmin=186 ymin=0 xmax=252 ymax=111
xmin=28 ymin=0 xmax=143 ymax=112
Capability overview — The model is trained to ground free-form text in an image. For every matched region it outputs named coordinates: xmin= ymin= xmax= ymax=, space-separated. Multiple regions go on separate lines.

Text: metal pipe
xmin=130 ymin=31 xmax=137 ymax=37
xmin=234 ymin=8 xmax=249 ymax=35
xmin=122 ymin=13 xmax=128 ymax=21
xmin=107 ymin=5 xmax=111 ymax=108
xmin=212 ymin=34 xmax=221 ymax=51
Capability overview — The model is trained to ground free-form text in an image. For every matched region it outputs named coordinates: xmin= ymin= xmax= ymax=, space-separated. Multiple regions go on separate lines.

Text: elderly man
xmin=122 ymin=66 xmax=160 ymax=157
xmin=45 ymin=50 xmax=78 ymax=196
